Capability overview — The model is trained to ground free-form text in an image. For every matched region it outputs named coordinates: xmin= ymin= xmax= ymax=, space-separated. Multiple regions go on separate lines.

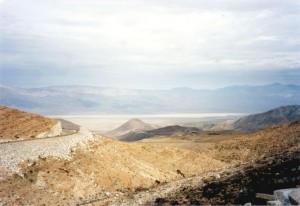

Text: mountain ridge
xmin=1 ymin=83 xmax=300 ymax=115
xmin=233 ymin=105 xmax=300 ymax=133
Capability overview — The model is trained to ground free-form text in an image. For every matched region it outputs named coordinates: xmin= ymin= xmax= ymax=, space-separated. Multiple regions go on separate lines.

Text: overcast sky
xmin=0 ymin=0 xmax=300 ymax=89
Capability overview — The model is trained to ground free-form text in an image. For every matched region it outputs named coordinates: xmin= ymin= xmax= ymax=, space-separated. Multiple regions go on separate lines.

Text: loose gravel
xmin=0 ymin=127 xmax=98 ymax=173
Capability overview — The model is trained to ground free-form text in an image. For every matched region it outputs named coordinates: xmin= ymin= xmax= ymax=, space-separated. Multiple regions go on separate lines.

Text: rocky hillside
xmin=104 ymin=118 xmax=155 ymax=138
xmin=234 ymin=105 xmax=300 ymax=132
xmin=109 ymin=121 xmax=300 ymax=205
xmin=0 ymin=106 xmax=62 ymax=141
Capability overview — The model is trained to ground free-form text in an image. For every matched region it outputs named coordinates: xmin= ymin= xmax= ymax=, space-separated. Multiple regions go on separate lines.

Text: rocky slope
xmin=115 ymin=149 xmax=300 ymax=206
xmin=108 ymin=121 xmax=300 ymax=205
xmin=0 ymin=106 xmax=62 ymax=141
xmin=234 ymin=105 xmax=300 ymax=132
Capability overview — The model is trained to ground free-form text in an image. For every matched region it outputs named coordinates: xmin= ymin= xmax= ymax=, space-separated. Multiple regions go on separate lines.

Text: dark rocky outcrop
xmin=119 ymin=125 xmax=201 ymax=142
xmin=150 ymin=150 xmax=300 ymax=205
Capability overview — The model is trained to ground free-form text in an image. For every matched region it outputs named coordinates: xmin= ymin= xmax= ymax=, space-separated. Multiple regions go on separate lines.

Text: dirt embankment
xmin=0 ymin=106 xmax=61 ymax=141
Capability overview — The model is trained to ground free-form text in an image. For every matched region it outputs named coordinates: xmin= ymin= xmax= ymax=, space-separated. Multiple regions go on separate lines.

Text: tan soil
xmin=0 ymin=106 xmax=58 ymax=140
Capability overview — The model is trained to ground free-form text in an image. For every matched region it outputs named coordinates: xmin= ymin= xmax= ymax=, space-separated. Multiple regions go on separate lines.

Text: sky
xmin=0 ymin=0 xmax=300 ymax=89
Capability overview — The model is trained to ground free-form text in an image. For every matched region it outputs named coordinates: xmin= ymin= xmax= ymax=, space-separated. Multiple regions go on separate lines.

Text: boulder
xmin=274 ymin=189 xmax=293 ymax=205
xmin=274 ymin=188 xmax=300 ymax=205
xmin=288 ymin=189 xmax=300 ymax=205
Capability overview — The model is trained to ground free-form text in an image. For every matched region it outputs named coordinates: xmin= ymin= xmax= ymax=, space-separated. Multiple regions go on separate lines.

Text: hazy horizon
xmin=1 ymin=83 xmax=300 ymax=116
xmin=1 ymin=82 xmax=299 ymax=91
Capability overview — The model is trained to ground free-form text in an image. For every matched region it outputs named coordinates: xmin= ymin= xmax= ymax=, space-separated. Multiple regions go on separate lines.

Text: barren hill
xmin=234 ymin=105 xmax=300 ymax=132
xmin=0 ymin=106 xmax=61 ymax=141
xmin=104 ymin=118 xmax=155 ymax=138
xmin=120 ymin=125 xmax=201 ymax=142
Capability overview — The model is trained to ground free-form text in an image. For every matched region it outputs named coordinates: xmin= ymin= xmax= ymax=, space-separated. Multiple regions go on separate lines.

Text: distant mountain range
xmin=1 ymin=83 xmax=300 ymax=115
xmin=185 ymin=105 xmax=300 ymax=133
xmin=233 ymin=105 xmax=300 ymax=133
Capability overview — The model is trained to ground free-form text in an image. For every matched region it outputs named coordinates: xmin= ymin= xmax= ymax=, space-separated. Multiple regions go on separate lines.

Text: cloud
xmin=0 ymin=0 xmax=300 ymax=88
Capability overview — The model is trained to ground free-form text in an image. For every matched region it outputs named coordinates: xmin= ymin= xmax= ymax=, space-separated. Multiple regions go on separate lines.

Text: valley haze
xmin=1 ymin=83 xmax=299 ymax=115
xmin=2 ymin=83 xmax=299 ymax=131
xmin=48 ymin=113 xmax=242 ymax=132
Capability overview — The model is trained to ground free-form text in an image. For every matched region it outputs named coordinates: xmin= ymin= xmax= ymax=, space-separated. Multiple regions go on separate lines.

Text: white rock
xmin=267 ymin=200 xmax=282 ymax=205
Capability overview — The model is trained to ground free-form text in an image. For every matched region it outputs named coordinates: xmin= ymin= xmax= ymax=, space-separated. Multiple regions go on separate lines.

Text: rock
xmin=105 ymin=192 xmax=111 ymax=196
xmin=48 ymin=121 xmax=63 ymax=137
xmin=35 ymin=122 xmax=62 ymax=138
xmin=274 ymin=188 xmax=300 ymax=205
xmin=274 ymin=189 xmax=292 ymax=205
xmin=267 ymin=200 xmax=282 ymax=205
xmin=288 ymin=189 xmax=300 ymax=205
xmin=214 ymin=173 xmax=221 ymax=179
xmin=244 ymin=202 xmax=252 ymax=206
xmin=256 ymin=193 xmax=274 ymax=201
